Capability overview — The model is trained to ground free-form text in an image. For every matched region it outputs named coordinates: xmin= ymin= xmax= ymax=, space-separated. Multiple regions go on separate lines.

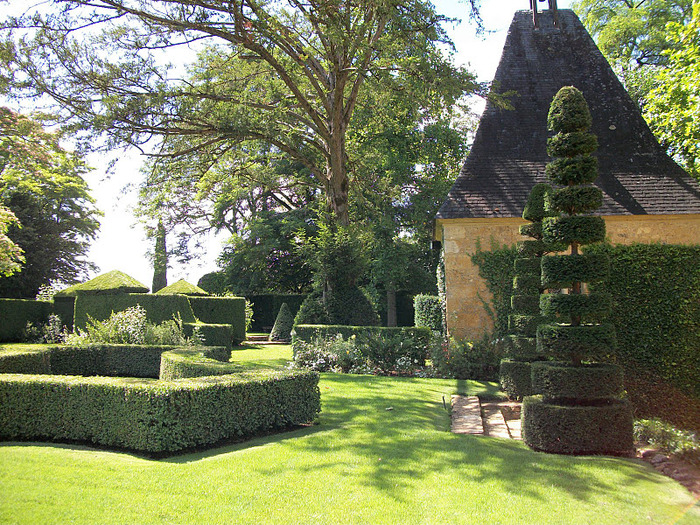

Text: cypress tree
xmin=521 ymin=86 xmax=633 ymax=455
xmin=151 ymin=219 xmax=168 ymax=293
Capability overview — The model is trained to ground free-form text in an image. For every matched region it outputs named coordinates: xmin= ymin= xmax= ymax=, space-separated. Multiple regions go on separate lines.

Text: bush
xmin=247 ymin=294 xmax=307 ymax=332
xmin=522 ymin=395 xmax=634 ymax=455
xmin=413 ymin=294 xmax=442 ymax=332
xmin=73 ymin=293 xmax=196 ymax=331
xmin=188 ymin=296 xmax=246 ymax=344
xmin=431 ymin=337 xmax=504 ymax=381
xmin=269 ymin=303 xmax=294 ymax=342
xmin=634 ymin=419 xmax=700 ymax=467
xmin=531 ymin=361 xmax=625 ymax=402
xmin=0 ymin=369 xmax=321 ymax=454
xmin=0 ymin=299 xmax=52 ymax=342
xmin=325 ymin=286 xmax=381 ymax=326
xmin=499 ymin=359 xmax=536 ymax=400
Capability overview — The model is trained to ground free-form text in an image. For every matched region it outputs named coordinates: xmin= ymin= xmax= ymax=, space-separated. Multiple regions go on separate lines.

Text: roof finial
xmin=531 ymin=0 xmax=559 ymax=29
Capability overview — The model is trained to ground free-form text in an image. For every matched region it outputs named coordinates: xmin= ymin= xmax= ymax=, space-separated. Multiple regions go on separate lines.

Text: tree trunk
xmin=386 ymin=288 xmax=397 ymax=327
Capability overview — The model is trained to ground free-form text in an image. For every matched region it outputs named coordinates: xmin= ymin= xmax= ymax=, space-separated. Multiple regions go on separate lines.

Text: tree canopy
xmin=0 ymin=107 xmax=101 ymax=297
xmin=1 ymin=0 xmax=481 ymax=226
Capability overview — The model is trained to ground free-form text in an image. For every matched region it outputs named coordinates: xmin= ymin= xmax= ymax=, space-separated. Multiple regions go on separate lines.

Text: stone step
xmin=481 ymin=401 xmax=512 ymax=439
xmin=450 ymin=395 xmax=522 ymax=440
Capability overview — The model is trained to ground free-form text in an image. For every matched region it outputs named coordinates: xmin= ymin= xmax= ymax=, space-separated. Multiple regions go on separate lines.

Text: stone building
xmin=434 ymin=9 xmax=700 ymax=340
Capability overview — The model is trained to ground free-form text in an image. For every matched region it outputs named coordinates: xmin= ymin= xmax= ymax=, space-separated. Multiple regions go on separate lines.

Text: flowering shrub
xmin=65 ymin=306 xmax=193 ymax=346
xmin=634 ymin=419 xmax=700 ymax=467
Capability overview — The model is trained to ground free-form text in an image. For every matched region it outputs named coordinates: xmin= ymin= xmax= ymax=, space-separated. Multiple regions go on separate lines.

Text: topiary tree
xmin=521 ymin=86 xmax=633 ymax=455
xmin=269 ymin=302 xmax=294 ymax=342
xmin=499 ymin=183 xmax=560 ymax=400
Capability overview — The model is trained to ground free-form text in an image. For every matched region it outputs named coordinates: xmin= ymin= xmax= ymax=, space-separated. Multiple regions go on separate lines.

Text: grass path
xmin=1 ymin=345 xmax=699 ymax=524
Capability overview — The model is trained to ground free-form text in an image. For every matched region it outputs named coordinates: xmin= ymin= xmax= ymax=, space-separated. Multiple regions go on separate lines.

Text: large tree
xmin=0 ymin=107 xmax=101 ymax=297
xmin=574 ymin=0 xmax=693 ymax=106
xmin=1 ymin=0 xmax=480 ymax=226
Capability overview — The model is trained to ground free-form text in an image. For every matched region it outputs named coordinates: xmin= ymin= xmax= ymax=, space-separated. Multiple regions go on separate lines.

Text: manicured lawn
xmin=1 ymin=345 xmax=698 ymax=524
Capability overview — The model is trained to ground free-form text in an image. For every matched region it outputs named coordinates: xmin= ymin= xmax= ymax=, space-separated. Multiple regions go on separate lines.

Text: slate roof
xmin=436 ymin=9 xmax=700 ymax=220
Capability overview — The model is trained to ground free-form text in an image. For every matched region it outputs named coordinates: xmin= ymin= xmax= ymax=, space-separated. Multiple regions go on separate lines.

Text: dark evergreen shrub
xmin=326 ymin=286 xmax=380 ymax=326
xmin=546 ymin=85 xmax=592 ymax=132
xmin=516 ymin=240 xmax=547 ymax=257
xmin=518 ymin=223 xmax=542 ymax=238
xmin=547 ymin=131 xmax=598 ymax=157
xmin=413 ymin=294 xmax=442 ymax=332
xmin=513 ymin=274 xmax=540 ymax=294
xmin=269 ymin=302 xmax=294 ymax=342
xmin=536 ymin=323 xmax=616 ymax=361
xmin=500 ymin=359 xmax=536 ymax=400
xmin=542 ymin=216 xmax=606 ymax=246
xmin=504 ymin=336 xmax=538 ymax=360
xmin=508 ymin=314 xmax=542 ymax=336
xmin=511 ymin=295 xmax=540 ymax=315
xmin=294 ymin=292 xmax=331 ymax=325
xmin=541 ymin=254 xmax=609 ymax=289
xmin=540 ymin=292 xmax=612 ymax=321
xmin=513 ymin=257 xmax=541 ymax=275
xmin=0 ymin=299 xmax=52 ymax=342
xmin=183 ymin=323 xmax=234 ymax=349
xmin=531 ymin=361 xmax=625 ymax=402
xmin=189 ymin=296 xmax=246 ymax=344
xmin=549 ymin=186 xmax=603 ymax=215
xmin=545 ymin=156 xmax=598 ymax=185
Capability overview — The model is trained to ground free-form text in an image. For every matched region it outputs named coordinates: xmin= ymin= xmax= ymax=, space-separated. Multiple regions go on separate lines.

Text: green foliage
xmin=73 ymin=293 xmax=196 ymax=331
xmin=159 ymin=347 xmax=237 ymax=380
xmin=541 ymin=254 xmax=610 ymax=289
xmin=644 ymin=3 xmax=700 ymax=180
xmin=0 ymin=298 xmax=52 ymax=342
xmin=634 ymin=419 xmax=700 ymax=467
xmin=294 ymin=292 xmax=331 ymax=326
xmin=540 ymin=292 xmax=612 ymax=323
xmin=587 ymin=243 xmax=700 ymax=397
xmin=413 ymin=294 xmax=442 ymax=332
xmin=542 ymin=215 xmax=606 ymax=246
xmin=548 ymin=186 xmax=604 ymax=215
xmin=295 ymin=287 xmax=380 ymax=327
xmin=522 ymin=183 xmax=556 ymax=223
xmin=0 ymin=367 xmax=321 ymax=454
xmin=499 ymin=359 xmax=535 ymax=400
xmin=67 ymin=306 xmax=193 ymax=347
xmin=248 ymin=294 xmax=306 ymax=332
xmin=188 ymin=295 xmax=246 ymax=344
xmin=0 ymin=108 xmax=101 ymax=297
xmin=0 ymin=205 xmax=23 ymax=277
xmin=269 ymin=303 xmax=294 ymax=342
xmin=546 ymin=132 xmax=598 ymax=158
xmin=522 ymin=396 xmax=634 ymax=455
xmin=56 ymin=270 xmax=149 ymax=297
xmin=470 ymin=241 xmax=518 ymax=337
xmin=430 ymin=337 xmax=505 ymax=381
xmin=151 ymin=219 xmax=167 ymax=293
xmin=536 ymin=323 xmax=617 ymax=362
xmin=183 ymin=323 xmax=234 ymax=349
xmin=544 ymin=156 xmax=599 ymax=186
xmin=293 ymin=324 xmax=430 ymax=347
xmin=531 ymin=362 xmax=625 ymax=402
xmin=547 ymin=86 xmax=593 ymax=133
xmin=155 ymin=279 xmax=208 ymax=296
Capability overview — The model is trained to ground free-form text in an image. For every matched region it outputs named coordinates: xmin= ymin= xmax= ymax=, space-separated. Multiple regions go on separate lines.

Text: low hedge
xmin=0 ymin=369 xmax=321 ymax=454
xmin=0 ymin=344 xmax=187 ymax=378
xmin=531 ymin=361 xmax=624 ymax=402
xmin=188 ymin=296 xmax=246 ymax=344
xmin=500 ymin=359 xmax=536 ymax=400
xmin=536 ymin=323 xmax=616 ymax=361
xmin=522 ymin=395 xmax=634 ymax=455
xmin=74 ymin=294 xmax=196 ymax=330
xmin=184 ymin=323 xmax=235 ymax=349
xmin=0 ymin=299 xmax=53 ymax=342
xmin=292 ymin=324 xmax=431 ymax=349
xmin=159 ymin=347 xmax=235 ymax=380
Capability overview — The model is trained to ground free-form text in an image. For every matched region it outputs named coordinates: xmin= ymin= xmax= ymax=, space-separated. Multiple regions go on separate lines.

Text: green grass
xmin=1 ymin=344 xmax=699 ymax=524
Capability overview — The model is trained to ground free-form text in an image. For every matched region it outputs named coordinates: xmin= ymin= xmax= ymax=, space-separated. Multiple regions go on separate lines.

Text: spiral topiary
xmin=521 ymin=86 xmax=633 ymax=456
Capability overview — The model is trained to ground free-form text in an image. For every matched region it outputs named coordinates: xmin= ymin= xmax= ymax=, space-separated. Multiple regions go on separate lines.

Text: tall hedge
xmin=188 ymin=296 xmax=246 ymax=344
xmin=247 ymin=294 xmax=306 ymax=332
xmin=413 ymin=294 xmax=442 ymax=332
xmin=0 ymin=299 xmax=52 ymax=342
xmin=588 ymin=243 xmax=700 ymax=397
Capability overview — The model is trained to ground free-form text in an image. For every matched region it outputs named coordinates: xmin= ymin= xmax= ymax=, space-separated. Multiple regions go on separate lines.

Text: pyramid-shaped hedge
xmin=155 ymin=279 xmax=209 ymax=297
xmin=55 ymin=270 xmax=149 ymax=297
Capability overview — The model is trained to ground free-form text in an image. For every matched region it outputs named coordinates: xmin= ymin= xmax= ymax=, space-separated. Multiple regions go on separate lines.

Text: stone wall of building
xmin=439 ymin=214 xmax=700 ymax=341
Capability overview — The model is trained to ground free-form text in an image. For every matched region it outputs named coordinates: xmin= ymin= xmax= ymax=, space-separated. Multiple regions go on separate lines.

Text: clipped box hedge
xmin=541 ymin=254 xmax=609 ymax=289
xmin=536 ymin=323 xmax=616 ymax=361
xmin=0 ymin=299 xmax=53 ymax=342
xmin=500 ymin=359 xmax=536 ymax=400
xmin=539 ymin=292 xmax=612 ymax=322
xmin=0 ymin=369 xmax=321 ymax=454
xmin=522 ymin=395 xmax=633 ymax=455
xmin=0 ymin=344 xmax=320 ymax=454
xmin=188 ymin=296 xmax=246 ymax=344
xmin=74 ymin=293 xmax=196 ymax=330
xmin=184 ymin=322 xmax=235 ymax=349
xmin=542 ymin=216 xmax=606 ymax=246
xmin=160 ymin=347 xmax=238 ymax=380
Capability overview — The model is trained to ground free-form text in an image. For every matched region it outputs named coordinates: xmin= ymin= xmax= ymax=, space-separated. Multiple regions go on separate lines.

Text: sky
xmin=80 ymin=0 xmax=575 ymax=289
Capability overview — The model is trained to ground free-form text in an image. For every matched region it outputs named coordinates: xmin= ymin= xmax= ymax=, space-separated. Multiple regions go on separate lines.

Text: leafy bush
xmin=413 ymin=294 xmax=442 ymax=332
xmin=634 ymin=419 xmax=700 ymax=467
xmin=431 ymin=337 xmax=505 ymax=381
xmin=66 ymin=306 xmax=192 ymax=346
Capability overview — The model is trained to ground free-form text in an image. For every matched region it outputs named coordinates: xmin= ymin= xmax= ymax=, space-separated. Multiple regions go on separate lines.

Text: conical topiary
xmin=499 ymin=183 xmax=561 ymax=400
xmin=269 ymin=302 xmax=294 ymax=342
xmin=521 ymin=86 xmax=633 ymax=456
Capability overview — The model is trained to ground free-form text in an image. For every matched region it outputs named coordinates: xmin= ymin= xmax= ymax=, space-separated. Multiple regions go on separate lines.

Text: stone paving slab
xmin=451 ymin=395 xmax=484 ymax=435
